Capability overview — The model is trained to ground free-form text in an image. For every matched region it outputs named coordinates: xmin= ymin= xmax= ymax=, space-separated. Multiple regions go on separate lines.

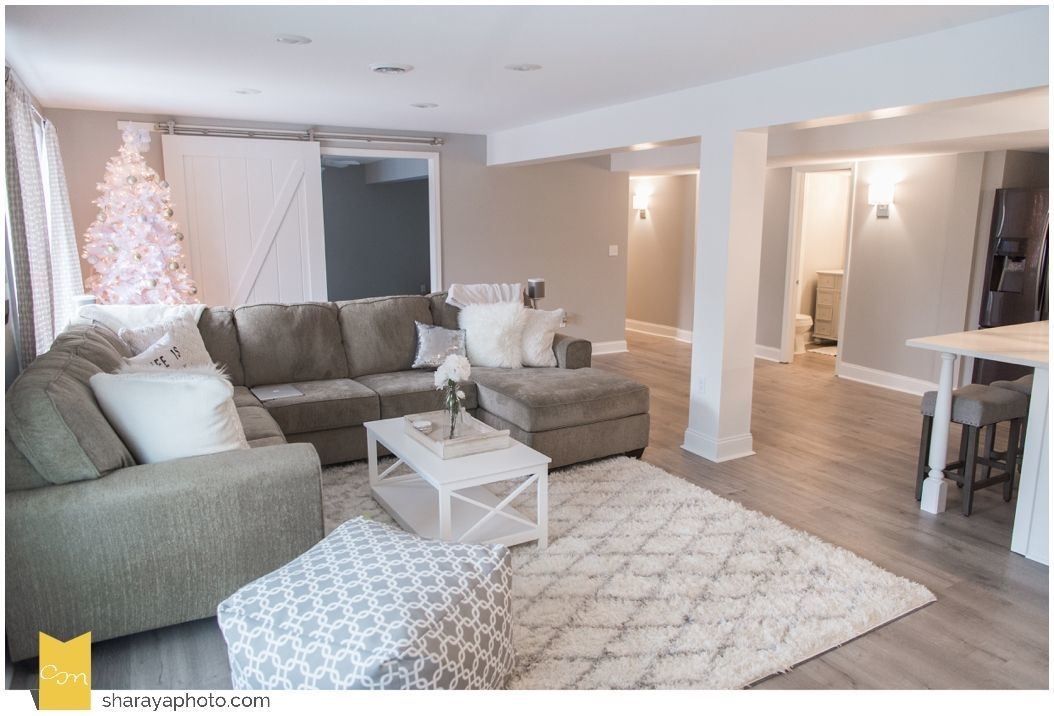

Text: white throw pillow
xmin=119 ymin=315 xmax=213 ymax=368
xmin=521 ymin=308 xmax=565 ymax=367
xmin=89 ymin=371 xmax=249 ymax=464
xmin=125 ymin=331 xmax=211 ymax=371
xmin=458 ymin=302 xmax=527 ymax=368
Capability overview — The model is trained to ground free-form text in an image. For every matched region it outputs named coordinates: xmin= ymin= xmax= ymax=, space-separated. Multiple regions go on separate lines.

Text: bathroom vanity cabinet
xmin=813 ymin=270 xmax=843 ymax=341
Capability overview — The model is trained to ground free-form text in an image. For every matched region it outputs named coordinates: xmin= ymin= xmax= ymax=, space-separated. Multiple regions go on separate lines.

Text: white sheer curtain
xmin=5 ymin=71 xmax=83 ymax=367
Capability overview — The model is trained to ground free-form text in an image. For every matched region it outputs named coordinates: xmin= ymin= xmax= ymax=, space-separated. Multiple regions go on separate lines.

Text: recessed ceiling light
xmin=274 ymin=33 xmax=312 ymax=45
xmin=410 ymin=102 xmax=439 ymax=109
xmin=233 ymin=88 xmax=262 ymax=95
xmin=370 ymin=63 xmax=414 ymax=75
xmin=505 ymin=63 xmax=542 ymax=72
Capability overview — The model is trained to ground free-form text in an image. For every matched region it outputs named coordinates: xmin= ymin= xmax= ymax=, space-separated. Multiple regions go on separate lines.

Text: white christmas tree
xmin=82 ymin=127 xmax=197 ymax=304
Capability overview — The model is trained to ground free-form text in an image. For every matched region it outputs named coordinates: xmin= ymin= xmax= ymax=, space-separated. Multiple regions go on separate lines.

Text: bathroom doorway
xmin=780 ymin=165 xmax=855 ymax=368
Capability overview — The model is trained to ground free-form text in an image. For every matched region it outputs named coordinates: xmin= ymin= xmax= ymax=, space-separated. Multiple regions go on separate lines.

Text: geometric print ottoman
xmin=216 ymin=517 xmax=514 ymax=689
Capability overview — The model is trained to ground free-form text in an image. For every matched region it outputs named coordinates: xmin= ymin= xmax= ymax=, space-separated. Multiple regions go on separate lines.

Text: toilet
xmin=794 ymin=313 xmax=813 ymax=354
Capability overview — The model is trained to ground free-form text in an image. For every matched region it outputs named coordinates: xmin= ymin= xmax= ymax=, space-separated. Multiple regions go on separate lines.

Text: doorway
xmin=780 ymin=166 xmax=855 ymax=367
xmin=319 ymin=147 xmax=442 ymax=300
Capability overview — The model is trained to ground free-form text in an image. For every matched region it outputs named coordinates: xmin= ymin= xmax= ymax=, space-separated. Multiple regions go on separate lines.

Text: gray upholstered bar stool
xmin=989 ymin=373 xmax=1033 ymax=470
xmin=916 ymin=384 xmax=1028 ymax=515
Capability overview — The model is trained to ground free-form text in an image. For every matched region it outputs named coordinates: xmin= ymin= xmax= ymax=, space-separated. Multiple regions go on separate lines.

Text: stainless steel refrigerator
xmin=974 ymin=187 xmax=1049 ymax=385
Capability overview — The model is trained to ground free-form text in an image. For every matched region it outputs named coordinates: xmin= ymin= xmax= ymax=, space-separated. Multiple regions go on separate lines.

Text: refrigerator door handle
xmin=1035 ymin=231 xmax=1048 ymax=320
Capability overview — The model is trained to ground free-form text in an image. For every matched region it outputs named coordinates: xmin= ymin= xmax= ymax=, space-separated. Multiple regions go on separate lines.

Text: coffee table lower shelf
xmin=373 ymin=476 xmax=542 ymax=546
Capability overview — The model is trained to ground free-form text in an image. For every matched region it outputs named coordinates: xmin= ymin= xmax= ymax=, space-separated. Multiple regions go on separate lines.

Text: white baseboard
xmin=682 ymin=428 xmax=756 ymax=463
xmin=754 ymin=344 xmax=783 ymax=363
xmin=837 ymin=360 xmax=937 ymax=396
xmin=627 ymin=320 xmax=785 ymax=364
xmin=592 ymin=340 xmax=628 ymax=355
xmin=625 ymin=319 xmax=692 ymax=343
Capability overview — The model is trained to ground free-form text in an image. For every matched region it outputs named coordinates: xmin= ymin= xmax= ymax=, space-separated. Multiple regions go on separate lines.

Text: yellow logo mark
xmin=38 ymin=632 xmax=91 ymax=710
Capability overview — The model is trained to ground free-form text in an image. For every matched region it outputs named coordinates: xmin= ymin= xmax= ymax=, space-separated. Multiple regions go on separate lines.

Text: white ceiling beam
xmin=609 ymin=88 xmax=1049 ymax=174
xmin=488 ymin=8 xmax=1048 ymax=166
xmin=609 ymin=143 xmax=700 ymax=174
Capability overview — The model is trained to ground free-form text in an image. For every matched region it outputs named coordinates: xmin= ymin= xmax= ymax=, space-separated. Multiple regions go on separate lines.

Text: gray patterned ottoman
xmin=216 ymin=517 xmax=514 ymax=689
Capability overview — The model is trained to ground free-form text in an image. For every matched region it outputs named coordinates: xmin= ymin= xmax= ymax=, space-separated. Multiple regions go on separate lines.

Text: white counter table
xmin=907 ymin=321 xmax=1048 ymax=565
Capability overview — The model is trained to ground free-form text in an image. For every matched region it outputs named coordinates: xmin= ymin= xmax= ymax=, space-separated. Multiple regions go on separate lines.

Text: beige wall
xmin=620 ymin=168 xmax=792 ymax=347
xmin=840 ymin=153 xmax=985 ymax=382
xmin=626 ymin=174 xmax=696 ymax=331
xmin=44 ymin=108 xmax=629 ymax=343
xmin=797 ymin=171 xmax=850 ymax=316
xmin=755 ymin=168 xmax=793 ymax=349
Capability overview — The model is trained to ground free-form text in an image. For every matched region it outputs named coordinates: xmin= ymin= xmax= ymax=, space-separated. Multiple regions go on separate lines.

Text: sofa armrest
xmin=553 ymin=333 xmax=592 ymax=369
xmin=5 ymin=443 xmax=323 ymax=661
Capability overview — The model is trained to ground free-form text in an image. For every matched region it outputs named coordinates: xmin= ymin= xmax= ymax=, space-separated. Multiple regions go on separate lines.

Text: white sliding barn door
xmin=161 ymin=135 xmax=326 ymax=307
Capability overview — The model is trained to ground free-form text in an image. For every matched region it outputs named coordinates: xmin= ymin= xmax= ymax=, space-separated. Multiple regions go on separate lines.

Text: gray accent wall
xmin=43 ymin=109 xmax=629 ymax=343
xmin=321 ymin=164 xmax=430 ymax=300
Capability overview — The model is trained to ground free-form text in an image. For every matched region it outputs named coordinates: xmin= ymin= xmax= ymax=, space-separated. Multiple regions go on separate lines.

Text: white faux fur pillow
xmin=458 ymin=302 xmax=527 ymax=368
xmin=521 ymin=308 xmax=565 ymax=367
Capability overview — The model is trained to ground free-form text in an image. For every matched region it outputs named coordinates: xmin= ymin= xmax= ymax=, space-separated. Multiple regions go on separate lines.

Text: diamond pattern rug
xmin=322 ymin=456 xmax=934 ymax=689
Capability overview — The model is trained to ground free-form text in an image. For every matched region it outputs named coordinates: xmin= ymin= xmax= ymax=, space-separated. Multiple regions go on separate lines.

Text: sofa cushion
xmin=5 ymin=351 xmax=135 ymax=484
xmin=234 ymin=303 xmax=348 ymax=386
xmin=472 ymin=367 xmax=650 ymax=432
xmin=427 ymin=292 xmax=460 ymax=330
xmin=238 ymin=405 xmax=286 ymax=447
xmin=356 ymin=371 xmax=479 ymax=419
xmin=338 ymin=296 xmax=433 ymax=377
xmin=263 ymin=379 xmax=379 ymax=434
xmin=198 ymin=307 xmax=245 ymax=385
xmin=232 ymin=386 xmax=263 ymax=409
xmin=5 ymin=432 xmax=49 ymax=492
xmin=50 ymin=325 xmax=128 ymax=372
xmin=87 ymin=322 xmax=134 ymax=359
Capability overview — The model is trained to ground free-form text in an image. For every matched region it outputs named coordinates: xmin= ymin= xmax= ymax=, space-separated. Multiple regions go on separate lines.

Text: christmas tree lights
xmin=82 ymin=127 xmax=196 ymax=304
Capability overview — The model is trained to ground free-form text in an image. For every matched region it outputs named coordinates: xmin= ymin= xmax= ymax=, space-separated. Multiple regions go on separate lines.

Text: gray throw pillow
xmin=412 ymin=321 xmax=467 ymax=369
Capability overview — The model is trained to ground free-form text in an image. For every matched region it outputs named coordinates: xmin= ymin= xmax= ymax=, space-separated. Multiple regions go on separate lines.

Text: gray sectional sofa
xmin=5 ymin=292 xmax=649 ymax=661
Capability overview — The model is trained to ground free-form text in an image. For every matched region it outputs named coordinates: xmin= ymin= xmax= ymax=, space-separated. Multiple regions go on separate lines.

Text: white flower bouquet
xmin=434 ymin=355 xmax=471 ymax=439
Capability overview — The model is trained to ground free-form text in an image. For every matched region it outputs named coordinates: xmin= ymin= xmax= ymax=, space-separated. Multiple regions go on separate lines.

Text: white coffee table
xmin=364 ymin=417 xmax=551 ymax=547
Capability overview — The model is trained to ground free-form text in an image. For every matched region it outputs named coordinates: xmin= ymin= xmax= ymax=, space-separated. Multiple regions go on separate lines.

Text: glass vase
xmin=446 ymin=404 xmax=464 ymax=440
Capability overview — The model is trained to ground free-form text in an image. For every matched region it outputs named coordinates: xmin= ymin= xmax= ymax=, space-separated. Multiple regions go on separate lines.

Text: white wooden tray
xmin=403 ymin=410 xmax=510 ymax=459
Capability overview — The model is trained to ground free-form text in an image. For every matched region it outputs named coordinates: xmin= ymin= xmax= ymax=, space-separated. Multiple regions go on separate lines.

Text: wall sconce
xmin=632 ymin=191 xmax=651 ymax=219
xmin=526 ymin=278 xmax=545 ymax=309
xmin=868 ymin=180 xmax=895 ymax=219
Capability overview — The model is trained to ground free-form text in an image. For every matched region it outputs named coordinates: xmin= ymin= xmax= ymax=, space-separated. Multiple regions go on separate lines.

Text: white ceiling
xmin=5 ymin=5 xmax=1028 ymax=135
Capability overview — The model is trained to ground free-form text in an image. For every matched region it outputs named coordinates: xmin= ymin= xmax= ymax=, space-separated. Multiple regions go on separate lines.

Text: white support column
xmin=682 ymin=130 xmax=769 ymax=462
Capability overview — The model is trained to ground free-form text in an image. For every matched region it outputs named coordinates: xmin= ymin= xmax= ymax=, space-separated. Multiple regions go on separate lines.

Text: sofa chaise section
xmin=472 ymin=367 xmax=650 ymax=468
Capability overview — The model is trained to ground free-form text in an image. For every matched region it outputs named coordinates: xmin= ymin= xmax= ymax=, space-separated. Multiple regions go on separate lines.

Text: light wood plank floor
xmin=600 ymin=333 xmax=1047 ymax=689
xmin=10 ymin=332 xmax=1048 ymax=689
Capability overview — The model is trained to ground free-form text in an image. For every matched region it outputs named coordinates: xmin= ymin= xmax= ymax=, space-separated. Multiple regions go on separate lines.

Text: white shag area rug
xmin=322 ymin=456 xmax=934 ymax=689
